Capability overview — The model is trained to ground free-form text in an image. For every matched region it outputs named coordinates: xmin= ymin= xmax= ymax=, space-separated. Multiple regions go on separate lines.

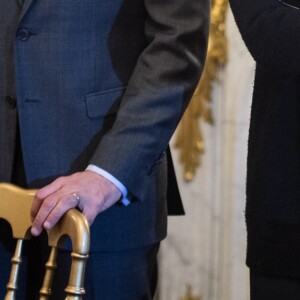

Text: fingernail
xmin=43 ymin=221 xmax=51 ymax=229
xmin=31 ymin=227 xmax=39 ymax=236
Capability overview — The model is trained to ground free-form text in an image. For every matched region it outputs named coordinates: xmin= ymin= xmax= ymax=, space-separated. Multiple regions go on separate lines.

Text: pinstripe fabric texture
xmin=0 ymin=1 xmax=21 ymax=182
xmin=0 ymin=0 xmax=209 ymax=298
xmin=0 ymin=0 xmax=209 ymax=252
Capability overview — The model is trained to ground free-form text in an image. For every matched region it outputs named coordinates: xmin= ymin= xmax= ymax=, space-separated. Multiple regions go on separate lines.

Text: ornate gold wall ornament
xmin=179 ymin=285 xmax=202 ymax=300
xmin=175 ymin=0 xmax=229 ymax=180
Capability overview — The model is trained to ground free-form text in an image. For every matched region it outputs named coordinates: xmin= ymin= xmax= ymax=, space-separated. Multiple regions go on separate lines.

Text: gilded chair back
xmin=0 ymin=183 xmax=90 ymax=300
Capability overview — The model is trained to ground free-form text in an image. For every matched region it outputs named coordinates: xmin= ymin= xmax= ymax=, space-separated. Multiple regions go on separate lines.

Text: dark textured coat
xmin=230 ymin=0 xmax=300 ymax=278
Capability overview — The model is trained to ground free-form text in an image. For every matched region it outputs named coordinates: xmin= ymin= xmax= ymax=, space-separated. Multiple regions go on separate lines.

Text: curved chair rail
xmin=0 ymin=183 xmax=90 ymax=300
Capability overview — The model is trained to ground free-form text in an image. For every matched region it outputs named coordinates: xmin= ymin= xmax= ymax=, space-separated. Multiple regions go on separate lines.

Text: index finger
xmin=31 ymin=177 xmax=64 ymax=221
xmin=35 ymin=177 xmax=64 ymax=199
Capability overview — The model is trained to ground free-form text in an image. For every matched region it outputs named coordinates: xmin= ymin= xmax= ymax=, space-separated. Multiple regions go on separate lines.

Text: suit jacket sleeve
xmin=89 ymin=0 xmax=209 ymax=201
xmin=230 ymin=0 xmax=300 ymax=76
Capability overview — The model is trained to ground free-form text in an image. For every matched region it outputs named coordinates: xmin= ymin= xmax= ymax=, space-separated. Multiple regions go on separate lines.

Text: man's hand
xmin=30 ymin=170 xmax=121 ymax=236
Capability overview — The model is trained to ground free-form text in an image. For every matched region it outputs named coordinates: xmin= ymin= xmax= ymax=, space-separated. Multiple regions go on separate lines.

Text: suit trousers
xmin=0 ymin=125 xmax=160 ymax=300
xmin=250 ymin=271 xmax=300 ymax=300
xmin=0 ymin=237 xmax=159 ymax=300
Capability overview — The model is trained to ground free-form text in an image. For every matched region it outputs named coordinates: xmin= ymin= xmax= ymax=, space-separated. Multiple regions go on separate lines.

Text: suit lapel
xmin=19 ymin=0 xmax=35 ymax=22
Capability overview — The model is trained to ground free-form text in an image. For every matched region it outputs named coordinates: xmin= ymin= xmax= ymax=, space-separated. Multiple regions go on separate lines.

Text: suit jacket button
xmin=17 ymin=29 xmax=31 ymax=41
xmin=5 ymin=96 xmax=17 ymax=109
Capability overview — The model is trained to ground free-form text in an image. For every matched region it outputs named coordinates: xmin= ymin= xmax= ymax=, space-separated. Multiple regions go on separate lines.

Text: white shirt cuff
xmin=86 ymin=164 xmax=131 ymax=206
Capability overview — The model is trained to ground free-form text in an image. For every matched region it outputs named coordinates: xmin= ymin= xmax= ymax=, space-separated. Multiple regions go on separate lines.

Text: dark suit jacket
xmin=230 ymin=0 xmax=300 ymax=278
xmin=0 ymin=0 xmax=209 ymax=251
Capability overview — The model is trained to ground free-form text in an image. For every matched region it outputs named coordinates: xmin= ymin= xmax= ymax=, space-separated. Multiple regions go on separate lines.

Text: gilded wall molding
xmin=175 ymin=0 xmax=229 ymax=180
xmin=179 ymin=285 xmax=202 ymax=300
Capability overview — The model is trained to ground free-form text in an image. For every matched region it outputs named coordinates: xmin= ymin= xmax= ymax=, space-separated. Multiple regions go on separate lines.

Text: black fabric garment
xmin=166 ymin=147 xmax=184 ymax=215
xmin=250 ymin=271 xmax=300 ymax=300
xmin=11 ymin=121 xmax=27 ymax=188
xmin=229 ymin=0 xmax=300 ymax=278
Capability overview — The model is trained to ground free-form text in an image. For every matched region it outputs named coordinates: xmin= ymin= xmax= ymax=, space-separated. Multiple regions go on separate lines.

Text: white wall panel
xmin=158 ymin=10 xmax=255 ymax=300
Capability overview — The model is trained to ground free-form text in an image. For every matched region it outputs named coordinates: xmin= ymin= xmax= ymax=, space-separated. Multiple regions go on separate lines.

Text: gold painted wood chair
xmin=0 ymin=183 xmax=90 ymax=300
